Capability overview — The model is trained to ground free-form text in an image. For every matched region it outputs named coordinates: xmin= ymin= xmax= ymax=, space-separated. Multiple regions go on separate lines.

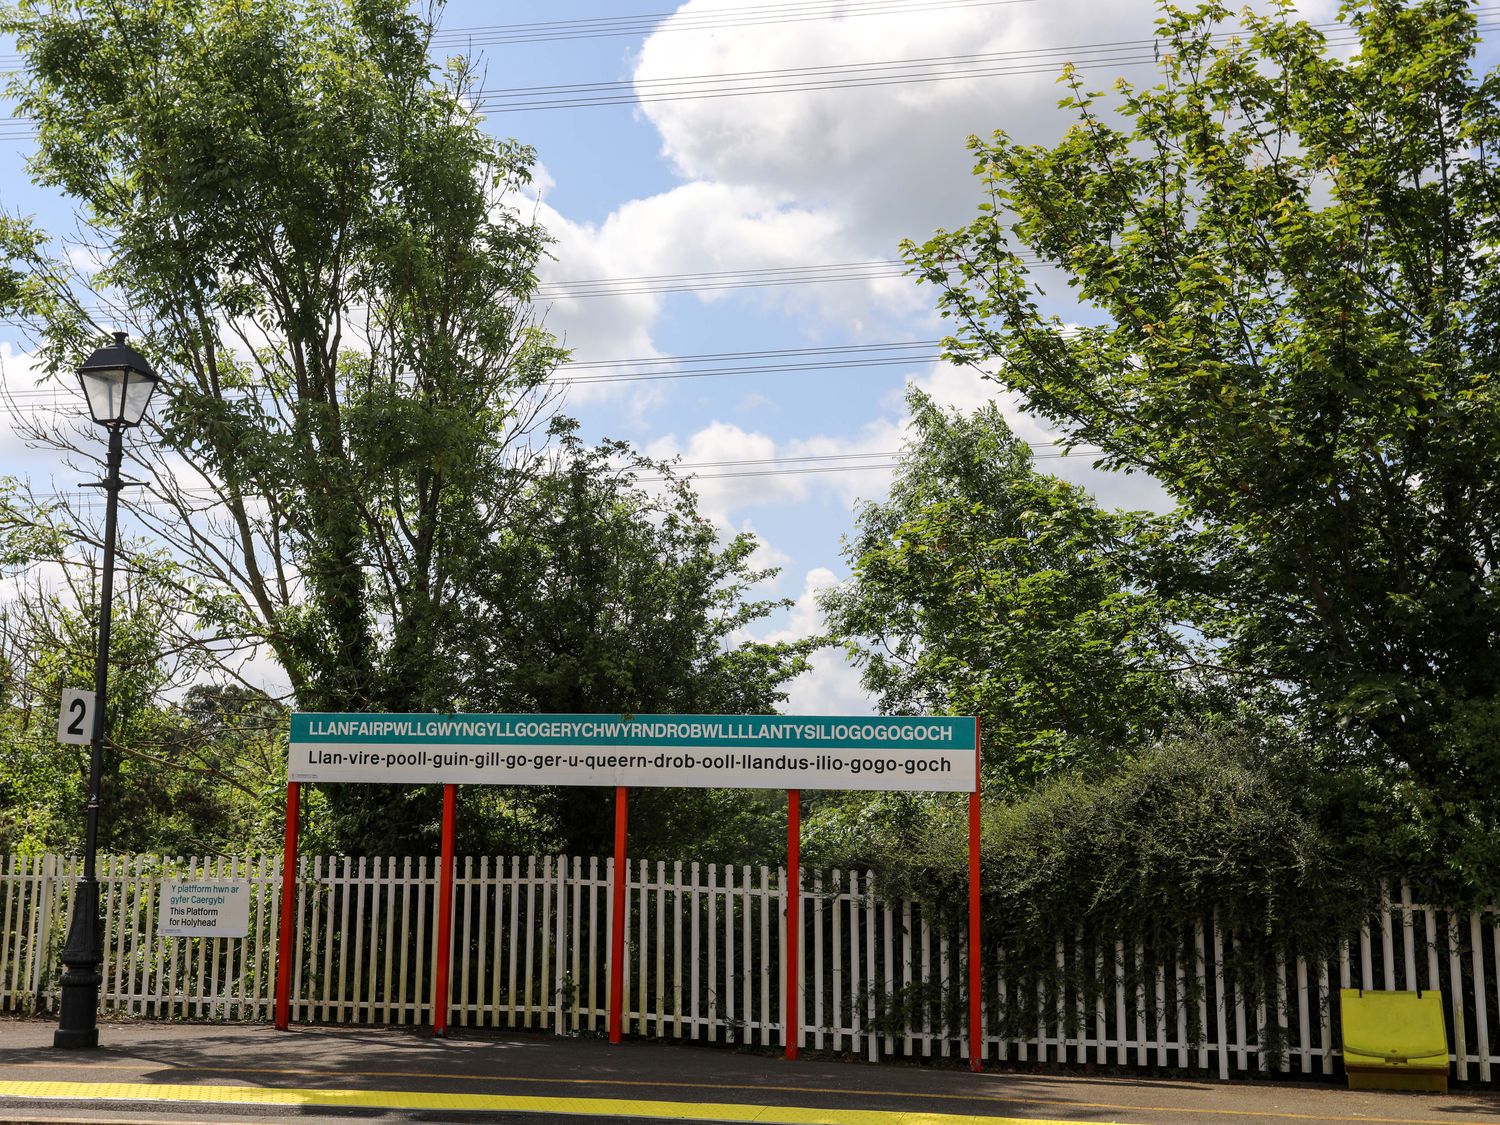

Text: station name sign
xmin=289 ymin=713 xmax=977 ymax=792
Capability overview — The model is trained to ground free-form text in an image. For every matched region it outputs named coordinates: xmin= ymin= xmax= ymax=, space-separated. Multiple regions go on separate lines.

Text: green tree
xmin=0 ymin=1 xmax=827 ymax=858
xmin=445 ymin=428 xmax=817 ymax=859
xmin=822 ymin=389 xmax=1194 ymax=785
xmin=466 ymin=428 xmax=810 ymax=720
xmin=0 ymin=481 xmax=282 ymax=854
xmin=2 ymin=0 xmax=561 ymax=713
xmin=147 ymin=683 xmax=291 ymax=854
xmin=906 ymin=0 xmax=1500 ymax=886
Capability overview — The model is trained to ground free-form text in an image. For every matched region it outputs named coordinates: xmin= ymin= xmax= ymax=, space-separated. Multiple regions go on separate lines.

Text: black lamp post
xmin=54 ymin=332 xmax=160 ymax=1050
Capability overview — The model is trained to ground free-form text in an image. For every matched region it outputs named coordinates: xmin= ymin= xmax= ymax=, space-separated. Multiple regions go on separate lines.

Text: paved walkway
xmin=2 ymin=1020 xmax=1499 ymax=1124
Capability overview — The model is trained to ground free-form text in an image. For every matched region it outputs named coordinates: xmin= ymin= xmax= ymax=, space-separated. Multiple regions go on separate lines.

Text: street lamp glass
xmin=78 ymin=333 xmax=159 ymax=427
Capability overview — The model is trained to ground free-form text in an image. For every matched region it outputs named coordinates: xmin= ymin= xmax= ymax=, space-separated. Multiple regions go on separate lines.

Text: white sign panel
xmin=290 ymin=712 xmax=978 ymax=793
xmin=57 ymin=688 xmax=96 ymax=745
xmin=159 ymin=879 xmax=252 ymax=938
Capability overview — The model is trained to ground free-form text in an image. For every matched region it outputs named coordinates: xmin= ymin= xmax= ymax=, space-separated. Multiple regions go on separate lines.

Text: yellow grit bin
xmin=1339 ymin=988 xmax=1450 ymax=1092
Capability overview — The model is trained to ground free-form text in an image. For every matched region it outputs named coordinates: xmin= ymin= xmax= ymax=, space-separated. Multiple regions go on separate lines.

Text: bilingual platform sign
xmin=159 ymin=879 xmax=252 ymax=938
xmin=289 ymin=713 xmax=977 ymax=792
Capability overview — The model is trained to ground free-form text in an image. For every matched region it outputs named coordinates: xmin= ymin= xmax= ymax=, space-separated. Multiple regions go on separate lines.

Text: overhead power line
xmin=4 ymin=12 xmax=1492 ymax=136
xmin=2 ymin=331 xmax=1098 ymax=411
xmin=4 ymin=333 xmax=1094 ymax=415
xmin=0 ymin=0 xmax=1037 ymax=70
xmin=634 ymin=444 xmax=1097 ymax=482
xmin=0 ymin=338 xmax=940 ymax=401
xmin=563 ymin=338 xmax=942 ymax=370
xmin=534 ymin=259 xmax=926 ymax=299
xmin=557 ymin=339 xmax=946 ymax=384
xmin=23 ymin=444 xmax=1104 ymax=507
xmin=473 ymin=42 xmax=1164 ymax=113
xmin=470 ymin=19 xmax=1500 ymax=112
xmin=536 ymin=252 xmax=1043 ymax=300
xmin=27 ymin=443 xmax=1105 ymax=508
xmin=0 ymin=255 xmax=1035 ymax=331
xmin=426 ymin=0 xmax=1038 ymax=49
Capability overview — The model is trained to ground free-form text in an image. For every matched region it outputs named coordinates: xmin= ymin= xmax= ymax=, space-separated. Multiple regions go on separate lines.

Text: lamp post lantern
xmin=55 ymin=332 xmax=159 ymax=1050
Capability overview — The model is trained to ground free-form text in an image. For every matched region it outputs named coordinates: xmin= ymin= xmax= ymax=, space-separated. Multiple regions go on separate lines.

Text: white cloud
xmin=700 ymin=513 xmax=792 ymax=594
xmin=783 ymin=642 xmax=871 ymax=716
xmin=646 ymin=412 xmax=909 ymax=524
xmin=523 ymin=2 xmax=1190 ymax=431
xmin=229 ymin=643 xmax=295 ymax=702
xmin=777 ymin=565 xmax=837 ymax=641
xmin=634 ymin=0 xmax=1165 ymax=246
xmin=532 ymin=177 xmax=924 ymax=394
xmin=532 ymin=202 xmax=665 ymax=397
xmin=511 ymin=1 xmax=1157 ymax=450
xmin=646 ymin=358 xmax=1170 ymax=525
xmin=647 ymin=420 xmax=803 ymax=518
xmin=63 ymin=243 xmax=109 ymax=274
xmin=0 ymin=343 xmax=86 ymax=482
xmin=761 ymin=567 xmax=873 ymax=716
xmin=637 ymin=0 xmax=1347 ymax=236
xmin=521 ymin=159 xmax=558 ymax=203
xmin=735 ymin=391 xmax=777 ymax=414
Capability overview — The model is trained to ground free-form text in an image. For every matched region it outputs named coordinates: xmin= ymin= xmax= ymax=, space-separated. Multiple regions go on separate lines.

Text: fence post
xmin=555 ymin=853 xmax=569 ymax=1035
xmin=31 ymin=854 xmax=56 ymax=1011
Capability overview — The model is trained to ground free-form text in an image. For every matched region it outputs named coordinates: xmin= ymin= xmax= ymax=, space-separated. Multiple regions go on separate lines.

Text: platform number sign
xmin=57 ymin=688 xmax=97 ymax=746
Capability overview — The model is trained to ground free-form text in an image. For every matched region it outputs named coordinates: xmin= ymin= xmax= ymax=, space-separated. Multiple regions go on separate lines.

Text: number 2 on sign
xmin=57 ymin=688 xmax=96 ymax=745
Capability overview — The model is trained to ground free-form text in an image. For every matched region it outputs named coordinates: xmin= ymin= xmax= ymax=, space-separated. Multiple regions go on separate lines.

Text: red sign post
xmin=609 ymin=785 xmax=629 ymax=1044
xmin=969 ymin=717 xmax=982 ymax=1071
xmin=786 ymin=788 xmax=801 ymax=1060
xmin=273 ymin=781 xmax=299 ymax=1031
xmin=432 ymin=784 xmax=457 ymax=1036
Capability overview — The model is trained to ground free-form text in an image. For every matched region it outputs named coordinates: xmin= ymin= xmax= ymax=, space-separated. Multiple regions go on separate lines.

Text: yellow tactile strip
xmin=10 ymin=1064 xmax=1500 ymax=1125
xmin=0 ymin=1080 xmax=1130 ymax=1125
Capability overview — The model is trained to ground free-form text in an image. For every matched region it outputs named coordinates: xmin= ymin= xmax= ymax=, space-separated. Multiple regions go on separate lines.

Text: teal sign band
xmin=291 ymin=712 xmax=975 ymax=751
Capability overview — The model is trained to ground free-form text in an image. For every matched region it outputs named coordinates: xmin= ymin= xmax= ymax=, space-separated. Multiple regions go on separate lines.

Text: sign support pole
xmin=274 ymin=781 xmax=300 ymax=1031
xmin=609 ymin=785 xmax=628 ymax=1044
xmin=433 ymin=784 xmax=457 ymax=1037
xmin=968 ymin=717 xmax=982 ymax=1072
xmin=785 ymin=788 xmax=800 ymax=1060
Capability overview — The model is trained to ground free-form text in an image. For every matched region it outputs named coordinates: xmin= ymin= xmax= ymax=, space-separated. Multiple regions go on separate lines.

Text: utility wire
xmin=4 ymin=333 xmax=1096 ymax=412
xmin=480 ymin=37 xmax=1162 ymax=93
xmin=0 ymin=255 xmax=1030 ymax=327
xmin=637 ymin=445 xmax=1098 ymax=481
xmin=24 ymin=444 xmax=1105 ymax=505
xmin=534 ymin=259 xmax=929 ymax=299
xmin=0 ymin=43 xmax=1148 ymax=127
xmin=2 ymin=354 xmax=940 ymax=405
xmin=428 ymin=0 xmax=1038 ymax=48
xmin=4 ymin=13 xmax=1490 ymax=136
xmin=0 ymin=0 xmax=1038 ymax=70
xmin=470 ymin=21 xmax=1500 ymax=112
xmin=562 ymin=338 xmax=941 ymax=369
xmin=1 ymin=334 xmax=1093 ymax=408
xmin=560 ymin=354 xmax=933 ymax=384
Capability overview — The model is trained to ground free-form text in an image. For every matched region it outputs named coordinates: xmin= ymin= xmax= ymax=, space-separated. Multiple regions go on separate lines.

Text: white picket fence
xmin=4 ymin=853 xmax=1500 ymax=1082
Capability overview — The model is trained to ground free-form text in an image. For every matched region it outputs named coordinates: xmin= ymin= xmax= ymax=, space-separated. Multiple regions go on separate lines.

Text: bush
xmin=805 ymin=721 xmax=1386 ymax=1039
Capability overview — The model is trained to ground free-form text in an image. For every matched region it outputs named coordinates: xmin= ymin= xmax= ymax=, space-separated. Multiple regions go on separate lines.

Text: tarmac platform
xmin=1 ymin=1020 xmax=1499 ymax=1124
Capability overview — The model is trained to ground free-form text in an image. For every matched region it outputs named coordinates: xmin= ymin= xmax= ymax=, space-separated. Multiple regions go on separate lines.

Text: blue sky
xmin=1 ymin=0 xmax=1388 ymax=711
xmin=445 ymin=0 xmax=1188 ymax=713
